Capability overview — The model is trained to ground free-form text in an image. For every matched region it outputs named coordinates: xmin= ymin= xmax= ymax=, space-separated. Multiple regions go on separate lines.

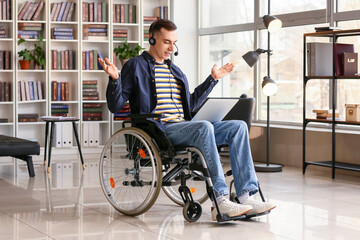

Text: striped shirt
xmin=154 ymin=63 xmax=185 ymax=122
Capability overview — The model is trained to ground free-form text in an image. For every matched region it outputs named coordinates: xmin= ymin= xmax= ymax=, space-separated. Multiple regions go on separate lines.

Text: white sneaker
xmin=243 ymin=198 xmax=276 ymax=216
xmin=211 ymin=199 xmax=252 ymax=221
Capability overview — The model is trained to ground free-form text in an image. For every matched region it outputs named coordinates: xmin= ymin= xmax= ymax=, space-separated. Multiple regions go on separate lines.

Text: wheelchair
xmin=99 ymin=98 xmax=271 ymax=222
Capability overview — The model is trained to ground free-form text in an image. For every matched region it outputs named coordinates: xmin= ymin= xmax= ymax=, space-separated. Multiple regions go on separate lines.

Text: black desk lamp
xmin=242 ymin=1 xmax=283 ymax=172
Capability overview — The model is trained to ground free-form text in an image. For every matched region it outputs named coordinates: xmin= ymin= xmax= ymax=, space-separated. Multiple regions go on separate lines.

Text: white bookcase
xmin=0 ymin=0 xmax=170 ymax=158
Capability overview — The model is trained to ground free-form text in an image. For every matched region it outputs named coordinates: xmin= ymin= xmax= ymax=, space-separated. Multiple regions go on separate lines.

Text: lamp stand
xmin=255 ymin=1 xmax=282 ymax=172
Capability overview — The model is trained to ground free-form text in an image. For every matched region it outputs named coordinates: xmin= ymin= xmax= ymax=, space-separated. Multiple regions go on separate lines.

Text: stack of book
xmin=50 ymin=1 xmax=76 ymax=22
xmin=0 ymin=118 xmax=8 ymax=123
xmin=82 ymin=50 xmax=102 ymax=70
xmin=83 ymin=24 xmax=107 ymax=40
xmin=18 ymin=22 xmax=43 ymax=39
xmin=82 ymin=2 xmax=107 ymax=22
xmin=155 ymin=6 xmax=168 ymax=19
xmin=51 ymin=81 xmax=69 ymax=101
xmin=51 ymin=27 xmax=74 ymax=40
xmin=0 ymin=0 xmax=11 ymax=20
xmin=114 ymin=103 xmax=130 ymax=120
xmin=143 ymin=16 xmax=159 ymax=24
xmin=83 ymin=80 xmax=99 ymax=100
xmin=0 ymin=50 xmax=10 ymax=69
xmin=51 ymin=104 xmax=69 ymax=117
xmin=113 ymin=4 xmax=136 ymax=23
xmin=18 ymin=80 xmax=43 ymax=101
xmin=0 ymin=81 xmax=10 ymax=101
xmin=17 ymin=1 xmax=44 ymax=21
xmin=313 ymin=109 xmax=340 ymax=120
xmin=83 ymin=103 xmax=102 ymax=121
xmin=143 ymin=29 xmax=150 ymax=42
xmin=51 ymin=50 xmax=74 ymax=70
xmin=113 ymin=29 xmax=128 ymax=41
xmin=18 ymin=113 xmax=38 ymax=122
xmin=0 ymin=27 xmax=7 ymax=38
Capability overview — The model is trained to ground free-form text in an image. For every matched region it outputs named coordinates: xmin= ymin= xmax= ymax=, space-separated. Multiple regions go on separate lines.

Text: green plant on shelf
xmin=17 ymin=35 xmax=46 ymax=69
xmin=114 ymin=41 xmax=144 ymax=66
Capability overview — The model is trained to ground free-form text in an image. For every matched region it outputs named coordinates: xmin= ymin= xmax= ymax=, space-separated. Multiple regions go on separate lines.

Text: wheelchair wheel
xmin=99 ymin=127 xmax=162 ymax=216
xmin=183 ymin=201 xmax=202 ymax=222
xmin=162 ymin=168 xmax=208 ymax=206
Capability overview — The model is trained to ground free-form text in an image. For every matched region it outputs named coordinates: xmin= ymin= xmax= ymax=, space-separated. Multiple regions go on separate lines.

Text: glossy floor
xmin=1 ymin=159 xmax=360 ymax=240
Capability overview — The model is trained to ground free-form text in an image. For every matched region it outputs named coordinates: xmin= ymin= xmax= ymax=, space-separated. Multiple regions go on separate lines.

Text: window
xmin=260 ymin=0 xmax=325 ymax=16
xmin=200 ymin=32 xmax=254 ymax=98
xmin=337 ymin=0 xmax=360 ymax=12
xmin=200 ymin=0 xmax=253 ymax=28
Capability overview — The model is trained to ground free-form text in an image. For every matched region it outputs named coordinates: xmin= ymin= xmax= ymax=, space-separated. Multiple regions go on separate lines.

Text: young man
xmin=99 ymin=19 xmax=275 ymax=220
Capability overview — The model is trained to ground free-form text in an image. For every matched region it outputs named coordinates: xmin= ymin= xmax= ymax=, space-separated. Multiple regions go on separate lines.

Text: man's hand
xmin=211 ymin=63 xmax=235 ymax=80
xmin=98 ymin=57 xmax=119 ymax=80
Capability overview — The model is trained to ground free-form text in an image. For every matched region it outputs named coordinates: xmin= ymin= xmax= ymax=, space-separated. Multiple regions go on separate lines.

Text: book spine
xmin=33 ymin=81 xmax=38 ymax=100
xmin=62 ymin=2 xmax=71 ymax=22
xmin=18 ymin=1 xmax=30 ymax=20
xmin=57 ymin=82 xmax=61 ymax=101
xmin=102 ymin=2 xmax=106 ymax=22
xmin=89 ymin=50 xmax=93 ymax=70
xmin=37 ymin=81 xmax=43 ymax=100
xmin=98 ymin=3 xmax=102 ymax=22
xmin=66 ymin=2 xmax=75 ymax=22
xmin=53 ymin=2 xmax=62 ymax=21
xmin=32 ymin=1 xmax=44 ymax=21
xmin=4 ymin=50 xmax=9 ymax=70
xmin=5 ymin=82 xmax=9 ymax=101
xmin=61 ymin=51 xmax=65 ymax=70
xmin=85 ymin=51 xmax=90 ymax=70
xmin=6 ymin=0 xmax=10 ymax=20
xmin=93 ymin=50 xmax=98 ymax=70
xmin=0 ymin=51 xmax=3 ymax=70
xmin=82 ymin=51 xmax=85 ymax=70
xmin=65 ymin=50 xmax=69 ymax=70
xmin=57 ymin=51 xmax=61 ymax=70
xmin=25 ymin=81 xmax=30 ymax=101
xmin=93 ymin=1 xmax=97 ymax=22
xmin=20 ymin=80 xmax=26 ymax=101
xmin=89 ymin=3 xmax=93 ymax=22
xmin=69 ymin=50 xmax=73 ymax=70
xmin=65 ymin=82 xmax=69 ymax=101
xmin=61 ymin=82 xmax=65 ymax=101
xmin=57 ymin=2 xmax=67 ymax=21
xmin=27 ymin=2 xmax=39 ymax=20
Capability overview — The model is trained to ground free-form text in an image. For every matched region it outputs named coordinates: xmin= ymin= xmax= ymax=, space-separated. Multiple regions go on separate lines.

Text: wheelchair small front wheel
xmin=99 ymin=127 xmax=162 ymax=216
xmin=183 ymin=201 xmax=202 ymax=222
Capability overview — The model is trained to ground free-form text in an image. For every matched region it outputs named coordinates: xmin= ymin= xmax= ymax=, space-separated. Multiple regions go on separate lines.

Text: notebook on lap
xmin=191 ymin=98 xmax=238 ymax=123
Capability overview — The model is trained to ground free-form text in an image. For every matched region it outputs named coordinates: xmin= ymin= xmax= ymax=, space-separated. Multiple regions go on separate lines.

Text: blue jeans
xmin=164 ymin=120 xmax=258 ymax=198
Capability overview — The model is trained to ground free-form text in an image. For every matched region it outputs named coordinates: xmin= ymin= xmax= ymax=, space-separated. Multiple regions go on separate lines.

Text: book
xmin=342 ymin=52 xmax=358 ymax=76
xmin=315 ymin=26 xmax=342 ymax=32
xmin=334 ymin=43 xmax=354 ymax=76
xmin=57 ymin=2 xmax=67 ymax=21
xmin=32 ymin=1 xmax=44 ymax=21
xmin=62 ymin=2 xmax=72 ymax=21
xmin=66 ymin=2 xmax=75 ymax=22
xmin=307 ymin=42 xmax=333 ymax=76
xmin=18 ymin=1 xmax=31 ymax=20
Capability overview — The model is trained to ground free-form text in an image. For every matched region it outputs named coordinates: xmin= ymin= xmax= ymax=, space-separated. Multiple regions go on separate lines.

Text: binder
xmin=55 ymin=123 xmax=62 ymax=148
xmin=62 ymin=122 xmax=73 ymax=147
xmin=82 ymin=122 xmax=89 ymax=147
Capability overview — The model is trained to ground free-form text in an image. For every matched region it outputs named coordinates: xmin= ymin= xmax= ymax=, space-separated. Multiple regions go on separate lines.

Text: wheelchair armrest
xmin=130 ymin=114 xmax=163 ymax=119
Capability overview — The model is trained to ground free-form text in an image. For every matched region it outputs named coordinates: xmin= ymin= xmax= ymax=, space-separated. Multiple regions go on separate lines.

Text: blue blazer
xmin=106 ymin=51 xmax=218 ymax=131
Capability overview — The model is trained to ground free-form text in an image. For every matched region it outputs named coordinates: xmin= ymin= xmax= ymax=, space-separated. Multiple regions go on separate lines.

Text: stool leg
xmin=72 ymin=121 xmax=85 ymax=170
xmin=44 ymin=121 xmax=49 ymax=166
xmin=47 ymin=122 xmax=55 ymax=173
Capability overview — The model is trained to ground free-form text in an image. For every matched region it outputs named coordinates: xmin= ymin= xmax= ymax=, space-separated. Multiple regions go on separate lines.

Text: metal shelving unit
xmin=303 ymin=29 xmax=360 ymax=178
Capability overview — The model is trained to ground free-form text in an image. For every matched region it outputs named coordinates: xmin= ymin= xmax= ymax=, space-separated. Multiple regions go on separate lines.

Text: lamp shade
xmin=242 ymin=48 xmax=266 ymax=67
xmin=263 ymin=15 xmax=282 ymax=33
xmin=262 ymin=76 xmax=278 ymax=96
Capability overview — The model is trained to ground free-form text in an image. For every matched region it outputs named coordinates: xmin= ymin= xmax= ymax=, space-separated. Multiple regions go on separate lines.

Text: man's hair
xmin=149 ymin=19 xmax=177 ymax=36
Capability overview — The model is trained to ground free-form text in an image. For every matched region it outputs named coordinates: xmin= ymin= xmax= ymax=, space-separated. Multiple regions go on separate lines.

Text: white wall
xmin=170 ymin=0 xmax=198 ymax=91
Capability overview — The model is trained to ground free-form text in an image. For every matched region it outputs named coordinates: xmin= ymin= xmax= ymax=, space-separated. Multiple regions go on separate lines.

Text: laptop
xmin=191 ymin=98 xmax=238 ymax=123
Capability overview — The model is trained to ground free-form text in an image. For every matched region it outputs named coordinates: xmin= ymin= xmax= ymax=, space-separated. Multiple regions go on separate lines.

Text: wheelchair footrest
xmin=215 ymin=213 xmax=247 ymax=222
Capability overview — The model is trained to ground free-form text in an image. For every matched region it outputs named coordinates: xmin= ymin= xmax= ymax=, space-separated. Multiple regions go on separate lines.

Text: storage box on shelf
xmin=303 ymin=28 xmax=360 ymax=178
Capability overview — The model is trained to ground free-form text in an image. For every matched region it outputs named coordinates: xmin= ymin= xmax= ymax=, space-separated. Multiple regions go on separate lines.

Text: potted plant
xmin=17 ymin=38 xmax=32 ymax=70
xmin=114 ymin=42 xmax=144 ymax=66
xmin=17 ymin=35 xmax=45 ymax=70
